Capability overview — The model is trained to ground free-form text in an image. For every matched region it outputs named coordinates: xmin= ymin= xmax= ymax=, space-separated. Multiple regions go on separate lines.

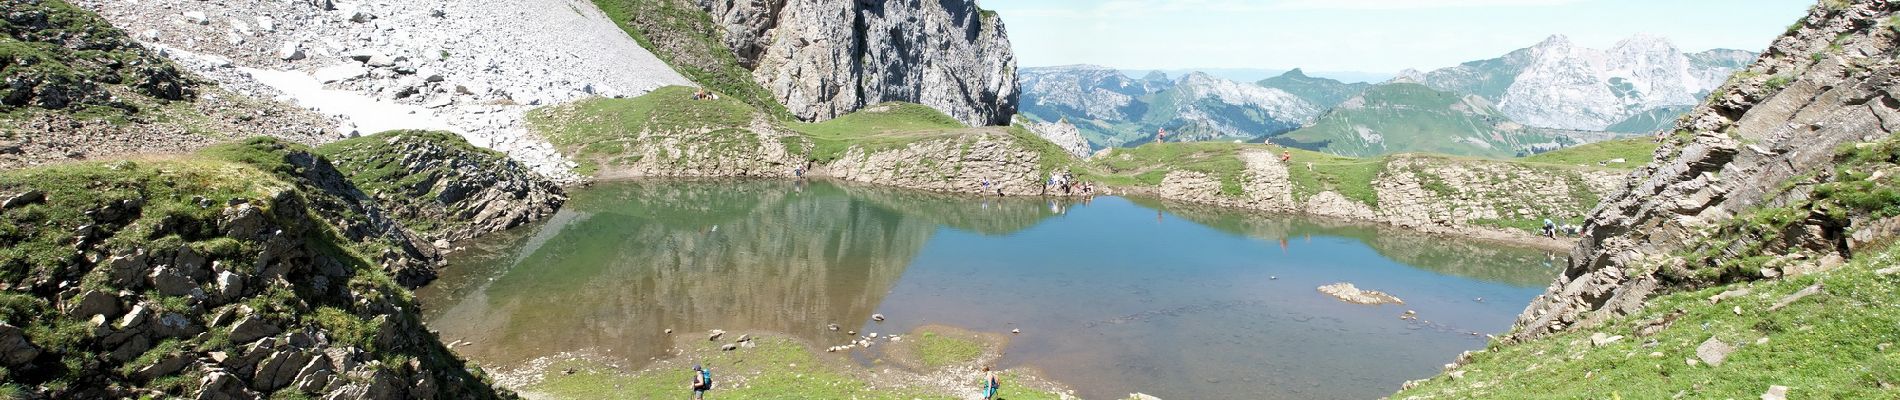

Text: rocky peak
xmin=698 ymin=0 xmax=1020 ymax=127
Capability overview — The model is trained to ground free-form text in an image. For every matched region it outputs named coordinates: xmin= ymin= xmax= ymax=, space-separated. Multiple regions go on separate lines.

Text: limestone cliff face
xmin=1511 ymin=0 xmax=1900 ymax=342
xmin=698 ymin=0 xmax=1020 ymax=126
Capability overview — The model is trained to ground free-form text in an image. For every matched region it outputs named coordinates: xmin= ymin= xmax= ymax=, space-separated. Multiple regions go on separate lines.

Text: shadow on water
xmin=418 ymin=179 xmax=1559 ymax=399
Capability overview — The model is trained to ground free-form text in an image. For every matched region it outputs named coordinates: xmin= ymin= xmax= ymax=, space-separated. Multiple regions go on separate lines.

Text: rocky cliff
xmin=0 ymin=141 xmax=519 ymax=399
xmin=696 ymin=0 xmax=1020 ymax=127
xmin=1511 ymin=0 xmax=1900 ymax=342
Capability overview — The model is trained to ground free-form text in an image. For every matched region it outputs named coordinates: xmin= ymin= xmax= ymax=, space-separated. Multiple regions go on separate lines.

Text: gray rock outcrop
xmin=1023 ymin=118 xmax=1094 ymax=158
xmin=1151 ymin=149 xmax=1620 ymax=243
xmin=699 ymin=0 xmax=1020 ymax=126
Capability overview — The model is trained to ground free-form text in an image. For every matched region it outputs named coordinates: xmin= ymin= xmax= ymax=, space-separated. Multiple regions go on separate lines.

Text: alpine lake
xmin=417 ymin=179 xmax=1561 ymax=399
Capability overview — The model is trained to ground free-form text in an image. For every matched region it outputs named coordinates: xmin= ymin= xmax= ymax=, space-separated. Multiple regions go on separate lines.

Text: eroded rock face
xmin=1152 ymin=151 xmax=1618 ymax=239
xmin=699 ymin=0 xmax=1020 ymax=126
xmin=1510 ymin=1 xmax=1900 ymax=342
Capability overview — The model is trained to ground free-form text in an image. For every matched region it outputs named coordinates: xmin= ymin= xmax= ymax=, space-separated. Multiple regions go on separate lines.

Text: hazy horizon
xmin=984 ymin=0 xmax=1812 ymax=72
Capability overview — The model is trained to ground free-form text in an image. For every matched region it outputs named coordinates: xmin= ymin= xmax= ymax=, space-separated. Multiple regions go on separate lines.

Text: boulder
xmin=1317 ymin=282 xmax=1405 ymax=305
xmin=250 ymin=350 xmax=313 ymax=391
xmin=228 ymin=315 xmax=282 ymax=345
xmin=1761 ymin=385 xmax=1789 ymax=400
xmin=0 ymin=323 xmax=40 ymax=366
xmin=214 ymin=271 xmax=244 ymax=301
xmin=149 ymin=266 xmax=199 ymax=297
xmin=314 ymin=64 xmax=370 ymax=84
xmin=182 ymin=11 xmax=210 ymax=25
xmin=194 ymin=370 xmax=254 ymax=400
xmin=1 ymin=190 xmax=44 ymax=209
xmin=132 ymin=352 xmax=192 ymax=381
xmin=278 ymin=41 xmax=305 ymax=61
xmin=65 ymin=289 xmax=122 ymax=319
xmin=708 ymin=329 xmax=725 ymax=341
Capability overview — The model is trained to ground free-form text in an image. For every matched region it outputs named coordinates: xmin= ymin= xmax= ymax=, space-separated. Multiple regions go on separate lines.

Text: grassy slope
xmin=1255 ymin=69 xmax=1371 ymax=109
xmin=585 ymin=0 xmax=788 ymax=118
xmin=1394 ymin=244 xmax=1900 ymax=399
xmin=528 ymin=86 xmax=759 ymax=175
xmin=1518 ymin=137 xmax=1660 ymax=170
xmin=1403 ymin=129 xmax=1900 ymax=399
xmin=1275 ymin=83 xmax=1532 ymax=158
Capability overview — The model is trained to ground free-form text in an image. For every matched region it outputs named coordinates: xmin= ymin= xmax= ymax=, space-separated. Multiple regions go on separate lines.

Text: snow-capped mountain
xmin=1419 ymin=34 xmax=1754 ymax=131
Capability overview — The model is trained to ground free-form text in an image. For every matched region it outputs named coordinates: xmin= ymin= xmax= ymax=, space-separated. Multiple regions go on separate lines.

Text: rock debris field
xmin=73 ymin=0 xmax=695 ymax=182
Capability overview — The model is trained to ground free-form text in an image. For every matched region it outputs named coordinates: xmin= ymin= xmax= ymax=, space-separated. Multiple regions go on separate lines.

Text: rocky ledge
xmin=1151 ymin=149 xmax=1623 ymax=247
xmin=318 ymin=130 xmax=566 ymax=246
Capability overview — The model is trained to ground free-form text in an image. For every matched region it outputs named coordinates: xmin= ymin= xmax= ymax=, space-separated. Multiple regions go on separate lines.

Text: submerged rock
xmin=1317 ymin=283 xmax=1404 ymax=305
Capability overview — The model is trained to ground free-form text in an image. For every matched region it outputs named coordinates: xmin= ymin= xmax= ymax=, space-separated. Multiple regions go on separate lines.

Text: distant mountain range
xmin=1019 ymin=34 xmax=1754 ymax=157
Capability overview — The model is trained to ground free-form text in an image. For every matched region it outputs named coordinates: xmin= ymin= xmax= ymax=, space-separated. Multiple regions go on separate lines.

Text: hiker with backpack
xmin=691 ymin=364 xmax=712 ymax=399
xmin=981 ymin=366 xmax=1000 ymax=399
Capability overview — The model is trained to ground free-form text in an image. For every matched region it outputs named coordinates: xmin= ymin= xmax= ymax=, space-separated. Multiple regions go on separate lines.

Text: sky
xmin=982 ymin=0 xmax=1816 ymax=73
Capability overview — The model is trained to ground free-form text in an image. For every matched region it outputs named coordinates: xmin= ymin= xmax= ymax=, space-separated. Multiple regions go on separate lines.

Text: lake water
xmin=416 ymin=180 xmax=1560 ymax=399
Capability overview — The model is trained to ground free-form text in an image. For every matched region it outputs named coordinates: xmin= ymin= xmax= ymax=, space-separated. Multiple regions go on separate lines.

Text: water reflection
xmin=418 ymin=180 xmax=1058 ymax=366
xmin=418 ymin=180 xmax=1557 ymax=399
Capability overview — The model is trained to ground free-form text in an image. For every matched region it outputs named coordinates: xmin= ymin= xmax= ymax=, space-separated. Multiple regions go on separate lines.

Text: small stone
xmin=827 ymin=324 xmax=840 ymax=331
xmin=1769 ymin=284 xmax=1824 ymax=311
xmin=707 ymin=330 xmax=725 ymax=341
xmin=1649 ymin=352 xmax=1664 ymax=358
xmin=720 ymin=343 xmax=738 ymax=351
xmin=182 ymin=11 xmax=210 ymax=25
xmin=736 ymin=334 xmax=751 ymax=343
xmin=1012 ymin=328 xmax=1021 ymax=334
xmin=1761 ymin=385 xmax=1789 ymax=400
xmin=1755 ymin=337 xmax=1770 ymax=345
xmin=868 ymin=332 xmax=878 ymax=339
xmin=255 ymin=16 xmax=276 ymax=32
xmin=872 ymin=314 xmax=885 ymax=322
xmin=1696 ymin=337 xmax=1734 ymax=366
xmin=1589 ymin=332 xmax=1623 ymax=347
xmin=1448 ymin=370 xmax=1465 ymax=380
xmin=664 ymin=328 xmax=673 ymax=334
xmin=278 ymin=41 xmax=305 ymax=61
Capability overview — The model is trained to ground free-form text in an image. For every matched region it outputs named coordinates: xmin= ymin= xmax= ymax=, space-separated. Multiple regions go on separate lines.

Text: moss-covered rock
xmin=0 ymin=151 xmax=513 ymax=399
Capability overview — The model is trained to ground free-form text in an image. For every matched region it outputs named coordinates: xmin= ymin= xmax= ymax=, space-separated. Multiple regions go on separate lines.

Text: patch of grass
xmin=528 ymin=338 xmax=954 ymax=400
xmin=1395 ymin=243 xmax=1900 ymax=399
xmin=1285 ymin=149 xmax=1386 ymax=207
xmin=1519 ymin=137 xmax=1659 ymax=170
xmin=1085 ymin=142 xmax=1253 ymax=197
xmin=913 ymin=332 xmax=984 ymax=369
xmin=787 ymin=102 xmax=965 ymax=163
